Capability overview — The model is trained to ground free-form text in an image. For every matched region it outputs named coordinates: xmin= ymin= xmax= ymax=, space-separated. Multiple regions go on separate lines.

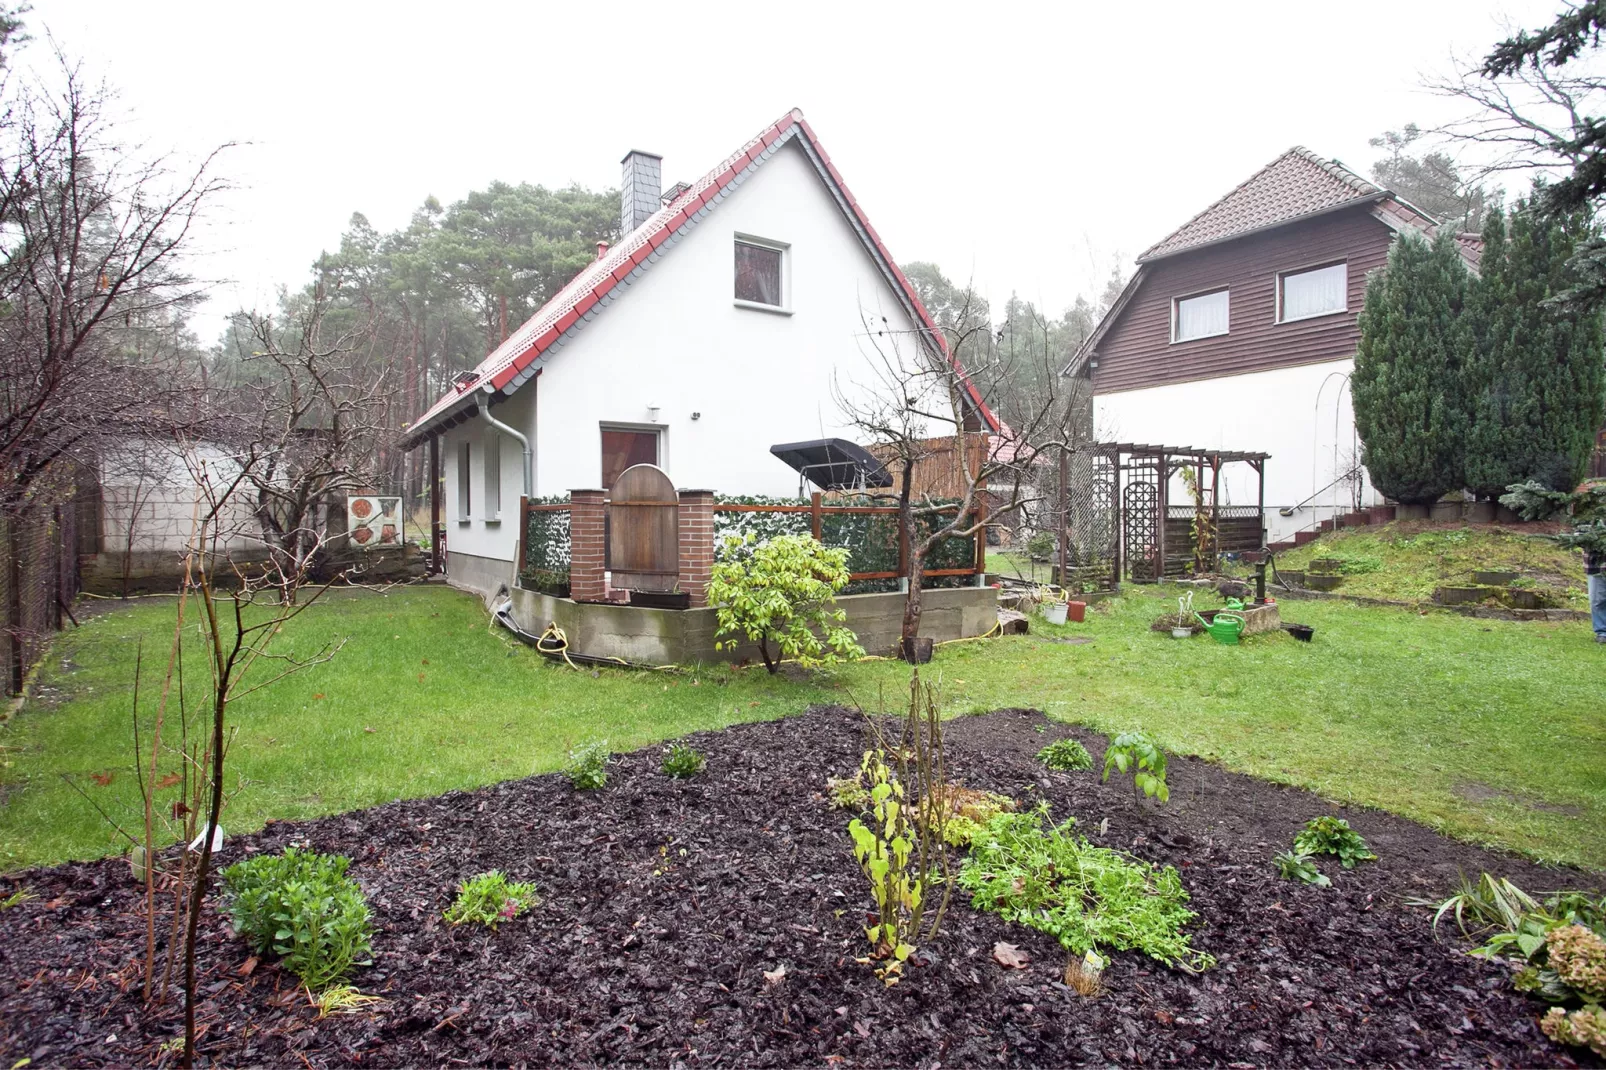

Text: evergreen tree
xmin=1464 ymin=198 xmax=1606 ymax=494
xmin=1352 ymin=230 xmax=1474 ymax=504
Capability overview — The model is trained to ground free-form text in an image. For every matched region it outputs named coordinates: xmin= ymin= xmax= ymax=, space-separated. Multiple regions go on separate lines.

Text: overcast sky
xmin=28 ymin=0 xmax=1571 ymax=344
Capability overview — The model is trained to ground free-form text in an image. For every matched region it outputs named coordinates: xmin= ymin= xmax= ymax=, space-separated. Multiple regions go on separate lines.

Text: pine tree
xmin=1463 ymin=198 xmax=1606 ymax=495
xmin=1352 ymin=230 xmax=1474 ymax=504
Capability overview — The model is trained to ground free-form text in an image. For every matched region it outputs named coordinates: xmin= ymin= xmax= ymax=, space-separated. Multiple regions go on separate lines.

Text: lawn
xmin=3 ymin=583 xmax=1603 ymax=872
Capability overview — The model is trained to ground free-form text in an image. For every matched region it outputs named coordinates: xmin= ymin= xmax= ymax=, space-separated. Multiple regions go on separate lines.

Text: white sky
xmin=28 ymin=0 xmax=1570 ymax=345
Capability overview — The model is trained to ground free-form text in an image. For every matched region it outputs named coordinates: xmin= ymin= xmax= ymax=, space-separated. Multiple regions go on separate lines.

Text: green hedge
xmin=520 ymin=495 xmax=571 ymax=594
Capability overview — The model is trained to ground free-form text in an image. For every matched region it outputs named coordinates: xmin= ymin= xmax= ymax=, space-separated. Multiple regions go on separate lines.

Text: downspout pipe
xmin=476 ymin=390 xmax=532 ymax=498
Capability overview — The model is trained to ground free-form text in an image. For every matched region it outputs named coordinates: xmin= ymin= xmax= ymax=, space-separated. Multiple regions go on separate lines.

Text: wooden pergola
xmin=1081 ymin=442 xmax=1269 ymax=585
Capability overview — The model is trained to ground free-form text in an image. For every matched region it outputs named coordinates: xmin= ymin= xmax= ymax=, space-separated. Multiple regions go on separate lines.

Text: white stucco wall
xmin=440 ymin=138 xmax=935 ymax=565
xmin=98 ymin=438 xmax=262 ymax=553
xmin=1094 ymin=359 xmax=1377 ymax=543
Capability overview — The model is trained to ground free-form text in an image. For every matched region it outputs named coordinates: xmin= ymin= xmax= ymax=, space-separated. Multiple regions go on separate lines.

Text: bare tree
xmin=219 ymin=282 xmax=389 ymax=603
xmin=0 ymin=52 xmax=226 ymax=509
xmin=836 ymin=296 xmax=1084 ymax=660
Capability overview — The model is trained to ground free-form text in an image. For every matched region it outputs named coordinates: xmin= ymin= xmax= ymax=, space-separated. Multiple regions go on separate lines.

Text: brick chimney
xmin=620 ymin=149 xmax=662 ymax=234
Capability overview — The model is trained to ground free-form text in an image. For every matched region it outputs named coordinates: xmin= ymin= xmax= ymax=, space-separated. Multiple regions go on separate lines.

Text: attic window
xmin=1279 ymin=263 xmax=1347 ymax=322
xmin=1172 ymin=289 xmax=1229 ymax=343
xmin=734 ymin=237 xmax=785 ymax=308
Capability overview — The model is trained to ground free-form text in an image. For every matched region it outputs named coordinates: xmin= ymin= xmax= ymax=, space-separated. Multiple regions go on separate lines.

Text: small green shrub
xmin=940 ymin=786 xmax=1017 ymax=847
xmin=443 ymin=870 xmax=539 ymax=929
xmin=1102 ymin=731 xmax=1169 ymax=803
xmin=958 ymin=806 xmax=1213 ymax=972
xmin=221 ymin=847 xmax=373 ymax=990
xmin=1026 ymin=531 xmax=1054 ymax=560
xmin=661 ymin=742 xmax=706 ymax=779
xmin=708 ymin=533 xmax=864 ymax=673
xmin=1272 ymin=849 xmax=1331 ymax=888
xmin=1293 ymin=816 xmax=1376 ymax=868
xmin=827 ymin=770 xmax=869 ymax=811
xmin=1037 ymin=738 xmax=1093 ymax=772
xmin=563 ymin=739 xmax=609 ymax=789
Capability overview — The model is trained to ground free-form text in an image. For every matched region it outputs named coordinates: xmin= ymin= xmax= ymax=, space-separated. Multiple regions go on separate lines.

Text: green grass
xmin=1263 ymin=521 xmax=1588 ymax=608
xmin=4 ymin=584 xmax=1604 ymax=872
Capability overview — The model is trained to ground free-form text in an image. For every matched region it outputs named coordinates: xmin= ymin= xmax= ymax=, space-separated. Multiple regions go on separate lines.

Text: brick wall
xmin=568 ymin=490 xmax=607 ymax=601
xmin=677 ymin=490 xmax=715 ymax=607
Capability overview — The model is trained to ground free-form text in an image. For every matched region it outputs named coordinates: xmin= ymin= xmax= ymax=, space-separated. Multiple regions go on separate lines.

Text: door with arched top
xmin=608 ymin=464 xmax=679 ymax=593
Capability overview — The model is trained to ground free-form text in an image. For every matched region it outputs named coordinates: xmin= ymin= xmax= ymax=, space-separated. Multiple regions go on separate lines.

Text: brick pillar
xmin=677 ymin=489 xmax=715 ymax=608
xmin=568 ymin=490 xmax=607 ymax=602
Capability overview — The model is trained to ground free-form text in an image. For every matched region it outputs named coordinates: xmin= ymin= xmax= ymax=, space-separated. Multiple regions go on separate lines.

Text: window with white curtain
xmin=1172 ymin=289 xmax=1229 ymax=342
xmin=457 ymin=440 xmax=471 ymax=521
xmin=734 ymin=237 xmax=786 ymax=307
xmin=482 ymin=432 xmax=502 ymax=520
xmin=1279 ymin=263 xmax=1347 ymax=322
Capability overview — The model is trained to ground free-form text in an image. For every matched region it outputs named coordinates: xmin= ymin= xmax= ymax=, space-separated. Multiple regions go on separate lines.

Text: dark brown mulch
xmin=2 ymin=706 xmax=1599 ymax=1068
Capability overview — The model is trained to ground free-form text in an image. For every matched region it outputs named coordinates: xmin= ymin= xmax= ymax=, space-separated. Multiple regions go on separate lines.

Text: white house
xmin=1066 ymin=148 xmax=1481 ymax=545
xmin=401 ymin=108 xmax=995 ymax=597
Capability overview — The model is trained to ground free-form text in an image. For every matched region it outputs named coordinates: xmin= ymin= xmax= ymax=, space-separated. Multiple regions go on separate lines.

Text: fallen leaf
xmin=363 ymin=726 xmax=376 ymax=734
xmin=763 ymin=964 xmax=786 ymax=986
xmin=421 ymin=657 xmax=429 ymax=665
xmin=417 ymin=672 xmax=426 ymax=683
xmin=312 ymin=694 xmax=325 ymax=701
xmin=90 ymin=771 xmax=114 ymax=787
xmin=156 ymin=773 xmax=181 ymax=789
xmin=171 ymin=801 xmax=190 ymax=819
xmin=238 ymin=956 xmax=258 ymax=977
xmin=993 ymin=942 xmax=1030 ymax=969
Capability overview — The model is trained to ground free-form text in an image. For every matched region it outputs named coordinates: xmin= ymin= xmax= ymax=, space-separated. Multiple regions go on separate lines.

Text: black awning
xmin=769 ymin=438 xmax=892 ymax=491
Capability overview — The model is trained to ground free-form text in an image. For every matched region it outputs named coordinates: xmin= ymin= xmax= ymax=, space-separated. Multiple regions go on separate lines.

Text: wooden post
xmin=1209 ymin=454 xmax=1220 ymax=568
xmin=428 ymin=435 xmax=441 ymax=576
xmin=1155 ymin=451 xmax=1168 ymax=582
xmin=810 ymin=491 xmax=822 ymax=541
xmin=1255 ymin=458 xmax=1267 ymax=548
xmin=1111 ymin=449 xmax=1123 ymax=588
xmin=973 ymin=496 xmax=988 ymax=579
xmin=1057 ymin=445 xmax=1069 ymax=587
xmin=514 ymin=496 xmax=529 ymax=579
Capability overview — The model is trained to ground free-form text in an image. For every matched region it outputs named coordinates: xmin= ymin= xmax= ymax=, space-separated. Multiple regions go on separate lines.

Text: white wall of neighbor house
xmin=98 ymin=438 xmax=262 ymax=554
xmin=1094 ymin=358 xmax=1377 ymax=544
xmin=440 ymin=136 xmax=938 ymax=567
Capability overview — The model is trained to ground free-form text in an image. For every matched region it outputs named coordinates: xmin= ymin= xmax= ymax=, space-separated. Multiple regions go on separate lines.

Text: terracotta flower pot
xmin=1067 ymin=601 xmax=1087 ymax=623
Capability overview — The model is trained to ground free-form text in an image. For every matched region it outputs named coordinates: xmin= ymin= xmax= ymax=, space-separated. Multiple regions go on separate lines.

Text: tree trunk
xmin=898 ymin=460 xmax=922 ymax=651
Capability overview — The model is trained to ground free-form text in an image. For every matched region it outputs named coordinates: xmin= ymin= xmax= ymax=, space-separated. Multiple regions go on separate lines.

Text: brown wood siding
xmin=1092 ymin=207 xmax=1396 ymax=395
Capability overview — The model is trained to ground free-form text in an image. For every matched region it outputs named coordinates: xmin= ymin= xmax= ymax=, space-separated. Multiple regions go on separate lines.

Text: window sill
xmin=483 ymin=515 xmax=502 ymax=525
xmin=1276 ymin=308 xmax=1348 ymax=325
xmin=457 ymin=518 xmax=472 ymax=526
xmin=734 ymin=299 xmax=793 ymax=316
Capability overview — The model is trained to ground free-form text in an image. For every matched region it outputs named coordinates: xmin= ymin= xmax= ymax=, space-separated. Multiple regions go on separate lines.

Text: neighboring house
xmin=401 ymin=109 xmax=996 ymax=598
xmin=1067 ymin=147 xmax=1479 ymax=543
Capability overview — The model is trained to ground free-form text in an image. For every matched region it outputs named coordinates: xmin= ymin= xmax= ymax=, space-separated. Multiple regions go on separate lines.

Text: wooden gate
xmin=608 ymin=464 xmax=679 ymax=592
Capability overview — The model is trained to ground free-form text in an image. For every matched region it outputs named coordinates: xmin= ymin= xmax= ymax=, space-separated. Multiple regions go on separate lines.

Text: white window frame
xmin=599 ymin=422 xmax=666 ymax=487
xmin=456 ymin=439 xmax=472 ymax=523
xmin=733 ymin=233 xmax=791 ymax=315
xmin=1171 ymin=288 xmax=1230 ymax=344
xmin=481 ymin=431 xmax=502 ymax=523
xmin=1276 ymin=261 xmax=1348 ymax=324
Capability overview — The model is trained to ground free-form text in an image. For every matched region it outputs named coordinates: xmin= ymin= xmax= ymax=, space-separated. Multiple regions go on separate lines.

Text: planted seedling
xmin=1101 ymin=731 xmax=1169 ymax=803
xmin=1293 ymin=817 xmax=1376 ymax=868
xmin=1037 ymin=738 xmax=1093 ymax=772
xmin=563 ymin=739 xmax=609 ymax=790
xmin=1272 ymin=850 xmax=1331 ymax=888
xmin=661 ymin=742 xmax=706 ymax=779
xmin=444 ymin=870 xmax=539 ymax=929
xmin=827 ymin=770 xmax=869 ymax=811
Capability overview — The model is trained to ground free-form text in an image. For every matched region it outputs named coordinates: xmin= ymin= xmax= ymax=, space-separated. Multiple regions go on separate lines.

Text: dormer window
xmin=734 ymin=236 xmax=787 ymax=310
xmin=1172 ymin=289 xmax=1229 ymax=343
xmin=1279 ymin=262 xmax=1347 ymax=322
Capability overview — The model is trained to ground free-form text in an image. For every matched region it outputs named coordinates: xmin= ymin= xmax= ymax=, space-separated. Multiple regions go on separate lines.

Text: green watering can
xmin=1194 ymin=608 xmax=1246 ymax=645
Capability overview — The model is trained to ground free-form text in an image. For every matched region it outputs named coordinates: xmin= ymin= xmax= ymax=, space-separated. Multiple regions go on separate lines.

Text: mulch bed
xmin=2 ymin=705 xmax=1600 ymax=1067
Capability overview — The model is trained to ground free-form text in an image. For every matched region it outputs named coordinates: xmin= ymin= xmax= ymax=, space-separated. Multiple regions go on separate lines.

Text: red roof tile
xmin=1139 ymin=147 xmax=1384 ymax=262
xmin=404 ymin=109 xmax=996 ymax=445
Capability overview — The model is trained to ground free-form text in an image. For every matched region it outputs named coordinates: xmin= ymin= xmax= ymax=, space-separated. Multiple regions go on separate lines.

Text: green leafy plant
xmin=661 ymin=742 xmax=706 ymax=779
xmin=563 ymin=739 xmax=608 ymax=789
xmin=1101 ymin=731 xmax=1169 ymax=803
xmin=309 ymin=983 xmax=384 ymax=1020
xmin=1542 ymin=1004 xmax=1606 ymax=1057
xmin=958 ymin=805 xmax=1214 ymax=972
xmin=443 ymin=870 xmax=539 ymax=929
xmin=828 ymin=770 xmax=869 ymax=811
xmin=708 ymin=533 xmax=865 ymax=674
xmin=1026 ymin=531 xmax=1054 ymax=560
xmin=1037 ymin=738 xmax=1093 ymax=772
xmin=1 ymin=886 xmax=34 ymax=910
xmin=1272 ymin=850 xmax=1332 ymax=888
xmin=1292 ymin=816 xmax=1376 ymax=868
xmin=844 ymin=670 xmax=953 ymax=986
xmin=939 ymin=785 xmax=1017 ymax=848
xmin=220 ymin=848 xmax=373 ymax=990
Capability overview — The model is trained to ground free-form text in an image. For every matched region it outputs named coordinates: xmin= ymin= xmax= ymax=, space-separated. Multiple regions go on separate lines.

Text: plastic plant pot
xmin=1067 ymin=600 xmax=1087 ymax=623
xmin=1171 ymin=626 xmax=1192 ymax=639
xmin=1042 ymin=602 xmax=1068 ymax=625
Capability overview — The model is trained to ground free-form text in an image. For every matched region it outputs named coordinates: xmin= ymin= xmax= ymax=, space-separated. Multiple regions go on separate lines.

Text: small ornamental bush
xmin=1037 ymin=738 xmax=1093 ymax=772
xmin=1542 ymin=1005 xmax=1606 ymax=1057
xmin=444 ymin=871 xmax=539 ymax=930
xmin=563 ymin=739 xmax=608 ymax=790
xmin=940 ymin=786 xmax=1016 ymax=848
xmin=1026 ymin=531 xmax=1054 ymax=560
xmin=708 ymin=533 xmax=864 ymax=674
xmin=221 ymin=848 xmax=373 ymax=990
xmin=1102 ymin=731 xmax=1170 ymax=803
xmin=1293 ymin=817 xmax=1376 ymax=869
xmin=827 ymin=771 xmax=869 ymax=811
xmin=661 ymin=742 xmax=707 ymax=779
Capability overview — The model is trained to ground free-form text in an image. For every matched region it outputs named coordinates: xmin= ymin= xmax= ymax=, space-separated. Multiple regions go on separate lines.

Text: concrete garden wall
xmin=503 ymin=583 xmax=997 ymax=667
